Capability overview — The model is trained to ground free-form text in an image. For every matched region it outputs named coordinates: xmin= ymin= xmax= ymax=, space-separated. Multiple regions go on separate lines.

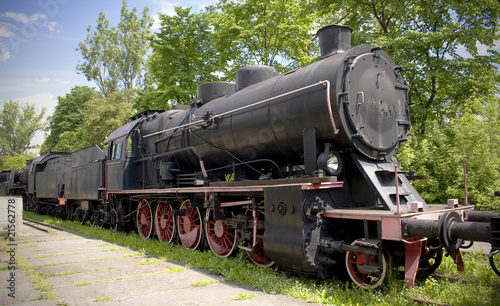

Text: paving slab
xmin=1 ymin=224 xmax=319 ymax=306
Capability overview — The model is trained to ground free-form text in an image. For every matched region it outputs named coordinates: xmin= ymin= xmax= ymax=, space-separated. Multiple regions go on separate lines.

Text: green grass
xmin=93 ymin=296 xmax=113 ymax=302
xmin=23 ymin=211 xmax=500 ymax=305
xmin=233 ymin=293 xmax=256 ymax=301
xmin=44 ymin=271 xmax=81 ymax=277
xmin=191 ymin=279 xmax=216 ymax=287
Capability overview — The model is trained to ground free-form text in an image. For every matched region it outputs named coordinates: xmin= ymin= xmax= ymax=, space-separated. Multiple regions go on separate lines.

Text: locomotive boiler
xmin=11 ymin=25 xmax=500 ymax=289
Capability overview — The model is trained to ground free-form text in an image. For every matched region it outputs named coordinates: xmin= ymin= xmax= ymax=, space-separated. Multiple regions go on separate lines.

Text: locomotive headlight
xmin=317 ymin=151 xmax=343 ymax=176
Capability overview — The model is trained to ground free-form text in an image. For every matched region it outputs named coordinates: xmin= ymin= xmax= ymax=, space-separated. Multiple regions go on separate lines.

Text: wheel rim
xmin=206 ymin=209 xmax=237 ymax=258
xmin=89 ymin=211 xmax=97 ymax=227
xmin=246 ymin=230 xmax=274 ymax=267
xmin=418 ymin=248 xmax=443 ymax=277
xmin=155 ymin=203 xmax=176 ymax=244
xmin=136 ymin=200 xmax=154 ymax=239
xmin=110 ymin=209 xmax=119 ymax=232
xmin=177 ymin=200 xmax=203 ymax=249
xmin=345 ymin=239 xmax=387 ymax=289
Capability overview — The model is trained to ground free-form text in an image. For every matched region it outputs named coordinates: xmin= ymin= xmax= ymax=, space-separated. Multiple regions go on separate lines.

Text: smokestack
xmin=317 ymin=25 xmax=352 ymax=59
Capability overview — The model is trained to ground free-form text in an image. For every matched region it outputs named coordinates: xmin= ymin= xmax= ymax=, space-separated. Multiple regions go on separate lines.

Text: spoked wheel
xmin=110 ymin=208 xmax=119 ymax=232
xmin=418 ymin=248 xmax=443 ymax=277
xmin=246 ymin=231 xmax=274 ymax=267
xmin=155 ymin=203 xmax=176 ymax=244
xmin=177 ymin=200 xmax=203 ymax=249
xmin=345 ymin=239 xmax=387 ymax=289
xmin=89 ymin=211 xmax=97 ymax=227
xmin=206 ymin=209 xmax=237 ymax=258
xmin=136 ymin=199 xmax=154 ymax=239
xmin=489 ymin=249 xmax=500 ymax=277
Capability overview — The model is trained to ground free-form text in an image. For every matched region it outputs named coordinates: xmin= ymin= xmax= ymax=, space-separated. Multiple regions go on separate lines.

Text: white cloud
xmin=56 ymin=78 xmax=70 ymax=84
xmin=1 ymin=12 xmax=46 ymax=24
xmin=35 ymin=77 xmax=50 ymax=84
xmin=47 ymin=22 xmax=61 ymax=33
xmin=0 ymin=24 xmax=13 ymax=37
xmin=0 ymin=48 xmax=11 ymax=62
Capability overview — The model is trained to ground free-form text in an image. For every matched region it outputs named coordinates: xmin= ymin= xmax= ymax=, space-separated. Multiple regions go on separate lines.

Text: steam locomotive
xmin=3 ymin=25 xmax=499 ymax=289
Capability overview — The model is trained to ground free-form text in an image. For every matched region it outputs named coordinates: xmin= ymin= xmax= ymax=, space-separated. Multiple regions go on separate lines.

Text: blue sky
xmin=0 ymin=0 xmax=215 ymax=146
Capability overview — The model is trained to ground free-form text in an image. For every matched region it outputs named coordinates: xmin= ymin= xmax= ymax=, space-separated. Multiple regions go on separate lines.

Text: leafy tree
xmin=211 ymin=0 xmax=317 ymax=75
xmin=142 ymin=6 xmax=222 ymax=109
xmin=42 ymin=86 xmax=100 ymax=153
xmin=398 ymin=98 xmax=500 ymax=211
xmin=78 ymin=92 xmax=135 ymax=148
xmin=0 ymin=100 xmax=46 ymax=156
xmin=0 ymin=152 xmax=38 ymax=171
xmin=76 ymin=0 xmax=153 ymax=101
xmin=316 ymin=0 xmax=500 ymax=135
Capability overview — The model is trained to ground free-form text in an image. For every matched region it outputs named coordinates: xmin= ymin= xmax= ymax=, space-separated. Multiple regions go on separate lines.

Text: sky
xmin=0 ymin=0 xmax=216 ymax=147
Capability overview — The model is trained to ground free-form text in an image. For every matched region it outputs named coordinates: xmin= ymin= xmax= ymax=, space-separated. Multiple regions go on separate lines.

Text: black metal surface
xmin=65 ymin=146 xmax=106 ymax=200
xmin=404 ymin=211 xmax=492 ymax=252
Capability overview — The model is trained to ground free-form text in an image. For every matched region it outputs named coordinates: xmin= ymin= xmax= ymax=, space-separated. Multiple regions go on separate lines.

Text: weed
xmin=233 ymin=293 xmax=256 ymax=300
xmin=44 ymin=271 xmax=80 ymax=277
xmin=192 ymin=280 xmax=216 ymax=287
xmin=136 ymin=257 xmax=166 ymax=265
xmin=17 ymin=256 xmax=57 ymax=300
xmin=93 ymin=296 xmax=113 ymax=302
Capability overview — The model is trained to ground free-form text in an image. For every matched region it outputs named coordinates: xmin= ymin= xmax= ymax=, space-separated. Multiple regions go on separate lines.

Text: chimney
xmin=317 ymin=25 xmax=352 ymax=59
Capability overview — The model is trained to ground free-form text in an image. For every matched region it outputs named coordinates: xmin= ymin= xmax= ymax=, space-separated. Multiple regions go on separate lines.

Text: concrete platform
xmin=0 ymin=225 xmax=318 ymax=306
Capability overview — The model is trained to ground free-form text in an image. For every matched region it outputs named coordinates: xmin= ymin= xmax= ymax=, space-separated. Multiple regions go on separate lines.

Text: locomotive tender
xmin=6 ymin=25 xmax=500 ymax=289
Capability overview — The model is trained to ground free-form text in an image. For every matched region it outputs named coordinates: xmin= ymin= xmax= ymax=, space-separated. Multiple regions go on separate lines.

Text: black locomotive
xmin=5 ymin=25 xmax=500 ymax=289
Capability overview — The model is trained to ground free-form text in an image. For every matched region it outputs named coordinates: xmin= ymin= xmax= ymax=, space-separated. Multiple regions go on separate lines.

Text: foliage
xmin=0 ymin=151 xmax=38 ymax=171
xmin=76 ymin=0 xmax=153 ymax=102
xmin=398 ymin=98 xmax=500 ymax=211
xmin=78 ymin=92 xmax=135 ymax=148
xmin=140 ymin=6 xmax=222 ymax=110
xmin=211 ymin=0 xmax=318 ymax=75
xmin=0 ymin=100 xmax=46 ymax=156
xmin=316 ymin=0 xmax=500 ymax=135
xmin=42 ymin=86 xmax=100 ymax=153
xmin=42 ymin=87 xmax=133 ymax=152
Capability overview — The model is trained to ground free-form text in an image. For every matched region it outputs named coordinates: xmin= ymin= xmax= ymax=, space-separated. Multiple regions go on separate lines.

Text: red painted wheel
xmin=177 ymin=200 xmax=203 ymax=249
xmin=155 ymin=203 xmax=176 ymax=244
xmin=206 ymin=209 xmax=237 ymax=258
xmin=345 ymin=239 xmax=387 ymax=289
xmin=247 ymin=233 xmax=274 ymax=267
xmin=136 ymin=200 xmax=154 ymax=239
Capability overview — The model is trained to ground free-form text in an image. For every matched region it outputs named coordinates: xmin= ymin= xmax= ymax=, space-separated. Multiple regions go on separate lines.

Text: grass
xmin=233 ymin=293 xmax=256 ymax=300
xmin=23 ymin=211 xmax=500 ymax=305
xmin=93 ymin=296 xmax=113 ymax=302
xmin=191 ymin=279 xmax=216 ymax=287
xmin=44 ymin=271 xmax=81 ymax=277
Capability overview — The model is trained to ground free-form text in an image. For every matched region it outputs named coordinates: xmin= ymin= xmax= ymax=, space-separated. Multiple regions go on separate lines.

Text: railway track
xmin=22 ymin=217 xmax=65 ymax=232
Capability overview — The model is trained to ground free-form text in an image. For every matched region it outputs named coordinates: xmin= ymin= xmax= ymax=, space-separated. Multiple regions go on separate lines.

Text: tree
xmin=77 ymin=92 xmax=135 ymax=148
xmin=0 ymin=100 xmax=46 ymax=156
xmin=76 ymin=0 xmax=153 ymax=102
xmin=143 ymin=6 xmax=223 ymax=109
xmin=42 ymin=86 xmax=100 ymax=153
xmin=398 ymin=98 xmax=500 ymax=211
xmin=316 ymin=0 xmax=500 ymax=135
xmin=211 ymin=0 xmax=318 ymax=75
xmin=0 ymin=152 xmax=38 ymax=171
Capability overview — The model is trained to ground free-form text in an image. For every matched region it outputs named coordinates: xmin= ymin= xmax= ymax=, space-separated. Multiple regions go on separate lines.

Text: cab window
xmin=110 ymin=142 xmax=123 ymax=160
